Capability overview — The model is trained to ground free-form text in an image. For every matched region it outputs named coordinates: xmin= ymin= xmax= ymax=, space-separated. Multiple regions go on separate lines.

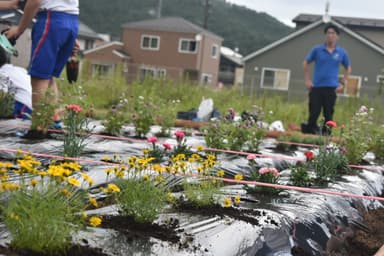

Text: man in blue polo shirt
xmin=302 ymin=23 xmax=351 ymax=135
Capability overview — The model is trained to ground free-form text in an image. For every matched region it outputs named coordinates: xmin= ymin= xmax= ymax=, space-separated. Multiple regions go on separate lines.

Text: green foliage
xmin=311 ymin=145 xmax=350 ymax=182
xmin=0 ymin=90 xmax=13 ymax=118
xmin=369 ymin=127 xmax=384 ymax=160
xmin=29 ymin=89 xmax=56 ymax=133
xmin=129 ymin=95 xmax=154 ymax=138
xmin=203 ymin=120 xmax=264 ymax=152
xmin=154 ymin=99 xmax=180 ymax=137
xmin=116 ymin=179 xmax=167 ymax=223
xmin=63 ymin=104 xmax=91 ymax=157
xmin=245 ymin=162 xmax=281 ymax=195
xmin=340 ymin=107 xmax=372 ymax=164
xmin=183 ymin=179 xmax=222 ymax=207
xmin=79 ymin=0 xmax=292 ymax=55
xmin=290 ymin=163 xmax=312 ymax=187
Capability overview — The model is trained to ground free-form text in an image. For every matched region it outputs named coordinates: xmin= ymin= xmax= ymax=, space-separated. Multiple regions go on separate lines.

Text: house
xmin=0 ymin=9 xmax=101 ymax=68
xmin=83 ymin=17 xmax=223 ymax=85
xmin=77 ymin=21 xmax=103 ymax=51
xmin=242 ymin=13 xmax=384 ymax=101
xmin=219 ymin=46 xmax=243 ymax=87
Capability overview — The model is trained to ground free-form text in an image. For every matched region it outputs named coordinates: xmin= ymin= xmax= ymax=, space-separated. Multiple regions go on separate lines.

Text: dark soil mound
xmin=0 ymin=245 xmax=107 ymax=256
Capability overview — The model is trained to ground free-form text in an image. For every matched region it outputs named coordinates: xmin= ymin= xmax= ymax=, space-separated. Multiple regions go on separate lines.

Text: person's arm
xmin=4 ymin=0 xmax=41 ymax=39
xmin=303 ymin=60 xmax=313 ymax=90
xmin=0 ymin=0 xmax=18 ymax=9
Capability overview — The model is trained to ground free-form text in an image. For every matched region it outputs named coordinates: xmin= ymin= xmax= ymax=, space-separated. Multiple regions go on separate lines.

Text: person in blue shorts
xmin=5 ymin=0 xmax=79 ymax=116
xmin=302 ymin=24 xmax=351 ymax=135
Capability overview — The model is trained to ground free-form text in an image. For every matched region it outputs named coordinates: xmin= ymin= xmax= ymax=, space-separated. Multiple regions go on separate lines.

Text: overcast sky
xmin=226 ymin=0 xmax=384 ymax=27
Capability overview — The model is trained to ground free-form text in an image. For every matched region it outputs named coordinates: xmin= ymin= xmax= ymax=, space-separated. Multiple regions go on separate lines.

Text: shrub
xmin=115 ymin=179 xmax=167 ymax=223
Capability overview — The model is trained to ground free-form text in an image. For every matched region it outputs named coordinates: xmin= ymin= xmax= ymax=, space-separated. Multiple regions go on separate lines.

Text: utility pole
xmin=157 ymin=0 xmax=162 ymax=18
xmin=203 ymin=0 xmax=210 ymax=29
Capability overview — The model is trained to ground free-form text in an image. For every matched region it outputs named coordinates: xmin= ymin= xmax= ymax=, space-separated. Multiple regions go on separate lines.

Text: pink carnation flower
xmin=163 ymin=143 xmax=172 ymax=150
xmin=247 ymin=154 xmax=256 ymax=160
xmin=174 ymin=130 xmax=185 ymax=138
xmin=66 ymin=104 xmax=82 ymax=113
xmin=147 ymin=136 xmax=157 ymax=143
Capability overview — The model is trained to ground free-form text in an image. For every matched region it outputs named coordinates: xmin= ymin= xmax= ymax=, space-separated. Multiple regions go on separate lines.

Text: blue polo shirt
xmin=305 ymin=44 xmax=350 ymax=87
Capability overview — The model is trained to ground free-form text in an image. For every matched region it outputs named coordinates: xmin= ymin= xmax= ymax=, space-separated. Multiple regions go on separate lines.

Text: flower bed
xmin=0 ymin=118 xmax=383 ymax=255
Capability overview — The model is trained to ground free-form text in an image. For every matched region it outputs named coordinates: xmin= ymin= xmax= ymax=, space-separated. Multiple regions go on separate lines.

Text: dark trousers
xmin=307 ymin=87 xmax=337 ymax=132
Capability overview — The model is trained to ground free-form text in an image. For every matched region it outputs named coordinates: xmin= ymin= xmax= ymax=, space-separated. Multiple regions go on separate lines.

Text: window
xmin=377 ymin=75 xmax=384 ymax=84
xmin=92 ymin=64 xmax=113 ymax=76
xmin=211 ymin=44 xmax=218 ymax=58
xmin=141 ymin=35 xmax=160 ymax=50
xmin=139 ymin=66 xmax=166 ymax=81
xmin=179 ymin=39 xmax=197 ymax=53
xmin=201 ymin=73 xmax=212 ymax=85
xmin=338 ymin=75 xmax=361 ymax=97
xmin=260 ymin=68 xmax=290 ymax=90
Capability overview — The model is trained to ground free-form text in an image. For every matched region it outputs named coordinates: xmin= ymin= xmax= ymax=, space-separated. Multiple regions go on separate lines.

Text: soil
xmin=292 ymin=204 xmax=384 ymax=256
xmin=0 ymin=245 xmax=108 ymax=256
xmin=1 ymin=199 xmax=382 ymax=255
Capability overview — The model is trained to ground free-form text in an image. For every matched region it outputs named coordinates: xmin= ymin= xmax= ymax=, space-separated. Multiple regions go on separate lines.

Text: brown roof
xmin=293 ymin=14 xmax=384 ymax=28
xmin=122 ymin=17 xmax=223 ymax=40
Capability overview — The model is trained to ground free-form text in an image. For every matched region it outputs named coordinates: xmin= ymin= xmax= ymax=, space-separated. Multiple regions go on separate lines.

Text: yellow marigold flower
xmin=81 ymin=173 xmax=93 ymax=185
xmin=166 ymin=192 xmax=176 ymax=203
xmin=38 ymin=171 xmax=47 ymax=177
xmin=1 ymin=175 xmax=10 ymax=181
xmin=2 ymin=183 xmax=20 ymax=191
xmin=30 ymin=179 xmax=38 ymax=187
xmin=61 ymin=189 xmax=72 ymax=197
xmin=234 ymin=195 xmax=241 ymax=204
xmin=154 ymin=175 xmax=164 ymax=183
xmin=9 ymin=212 xmax=19 ymax=221
xmin=102 ymin=156 xmax=110 ymax=161
xmin=142 ymin=149 xmax=150 ymax=155
xmin=223 ymin=197 xmax=232 ymax=208
xmin=196 ymin=145 xmax=204 ymax=151
xmin=234 ymin=174 xmax=243 ymax=181
xmin=115 ymin=171 xmax=124 ymax=178
xmin=61 ymin=162 xmax=82 ymax=172
xmin=89 ymin=196 xmax=98 ymax=207
xmin=216 ymin=170 xmax=225 ymax=177
xmin=107 ymin=183 xmax=120 ymax=193
xmin=89 ymin=216 xmax=102 ymax=227
xmin=104 ymin=168 xmax=113 ymax=175
xmin=67 ymin=177 xmax=81 ymax=187
xmin=143 ymin=174 xmax=150 ymax=181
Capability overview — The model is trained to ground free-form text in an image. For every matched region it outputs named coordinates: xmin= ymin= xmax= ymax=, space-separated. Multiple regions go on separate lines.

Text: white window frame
xmin=338 ymin=75 xmax=362 ymax=97
xmin=141 ymin=35 xmax=160 ymax=51
xmin=377 ymin=75 xmax=384 ymax=84
xmin=140 ymin=66 xmax=167 ymax=80
xmin=201 ymin=73 xmax=212 ymax=85
xmin=260 ymin=67 xmax=290 ymax=90
xmin=211 ymin=44 xmax=218 ymax=59
xmin=178 ymin=38 xmax=198 ymax=54
xmin=91 ymin=64 xmax=114 ymax=77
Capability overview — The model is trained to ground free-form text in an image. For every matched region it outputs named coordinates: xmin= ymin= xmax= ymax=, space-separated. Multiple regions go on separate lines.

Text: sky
xmin=226 ymin=0 xmax=384 ymax=27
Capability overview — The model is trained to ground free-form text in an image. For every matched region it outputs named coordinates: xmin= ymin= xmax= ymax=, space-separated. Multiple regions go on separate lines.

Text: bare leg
xmin=374 ymin=245 xmax=384 ymax=256
xmin=31 ymin=77 xmax=51 ymax=109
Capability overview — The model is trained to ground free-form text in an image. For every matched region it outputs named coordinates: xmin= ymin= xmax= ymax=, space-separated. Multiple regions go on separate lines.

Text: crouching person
xmin=0 ymin=42 xmax=32 ymax=120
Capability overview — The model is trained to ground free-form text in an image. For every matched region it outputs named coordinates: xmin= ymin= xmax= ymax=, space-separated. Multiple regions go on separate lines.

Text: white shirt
xmin=0 ymin=64 xmax=32 ymax=110
xmin=40 ymin=0 xmax=79 ymax=15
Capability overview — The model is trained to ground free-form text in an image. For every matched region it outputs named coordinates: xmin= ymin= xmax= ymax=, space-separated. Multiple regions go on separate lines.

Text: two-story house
xmin=84 ymin=17 xmax=223 ymax=85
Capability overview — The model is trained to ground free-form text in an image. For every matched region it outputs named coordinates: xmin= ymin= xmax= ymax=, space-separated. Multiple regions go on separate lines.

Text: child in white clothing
xmin=0 ymin=38 xmax=32 ymax=120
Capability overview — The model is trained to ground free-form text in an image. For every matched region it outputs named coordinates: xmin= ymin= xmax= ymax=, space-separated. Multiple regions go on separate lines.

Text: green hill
xmin=79 ymin=0 xmax=293 ymax=55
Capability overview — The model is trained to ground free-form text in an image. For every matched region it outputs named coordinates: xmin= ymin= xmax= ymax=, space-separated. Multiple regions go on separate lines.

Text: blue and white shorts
xmin=29 ymin=11 xmax=78 ymax=79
